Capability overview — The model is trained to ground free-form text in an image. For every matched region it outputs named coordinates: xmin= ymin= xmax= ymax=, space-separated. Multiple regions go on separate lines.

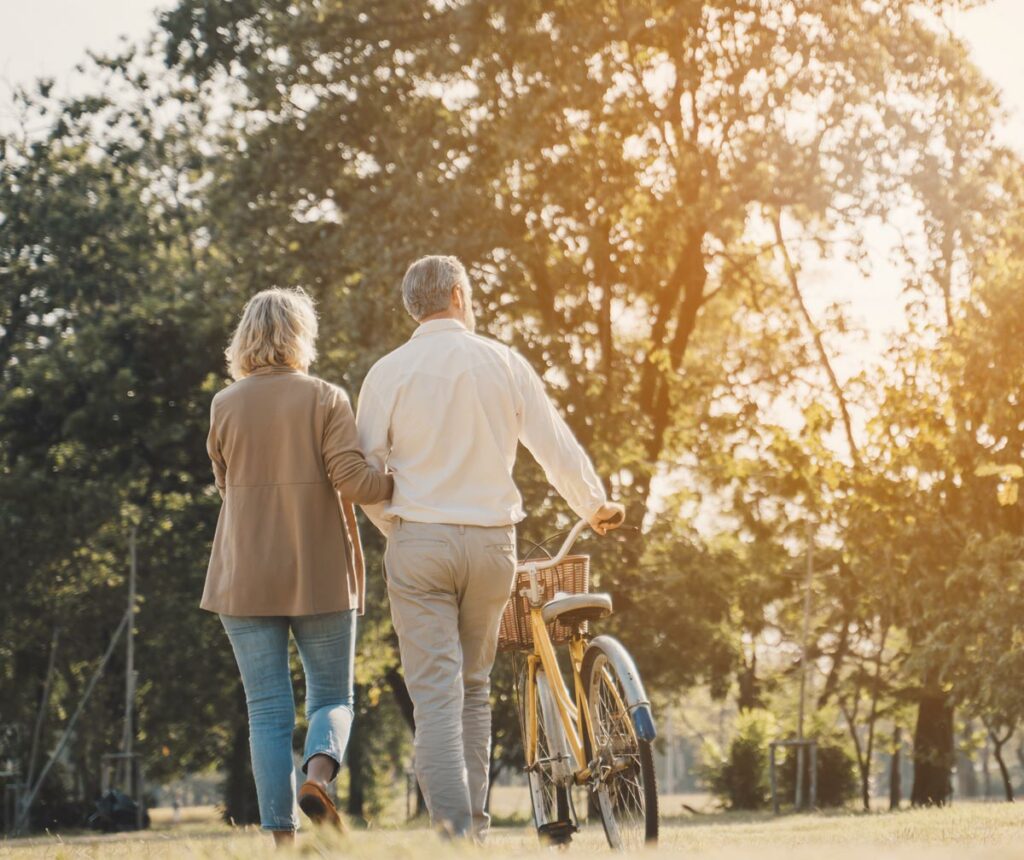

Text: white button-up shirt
xmin=356 ymin=318 xmax=607 ymax=534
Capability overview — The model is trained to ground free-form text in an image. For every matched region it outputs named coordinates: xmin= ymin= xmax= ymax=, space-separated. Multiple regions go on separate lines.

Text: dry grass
xmin=3 ymin=802 xmax=1023 ymax=860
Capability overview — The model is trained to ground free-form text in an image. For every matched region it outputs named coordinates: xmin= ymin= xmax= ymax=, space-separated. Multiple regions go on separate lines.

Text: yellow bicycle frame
xmin=523 ymin=604 xmax=638 ymax=785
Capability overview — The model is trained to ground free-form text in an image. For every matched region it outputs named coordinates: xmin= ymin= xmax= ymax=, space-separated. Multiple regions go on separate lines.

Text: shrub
xmin=702 ymin=709 xmax=775 ymax=810
xmin=778 ymin=736 xmax=858 ymax=808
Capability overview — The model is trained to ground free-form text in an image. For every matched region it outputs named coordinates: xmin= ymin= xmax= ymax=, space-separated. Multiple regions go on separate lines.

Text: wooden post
xmin=796 ymin=522 xmax=814 ymax=811
xmin=795 ymin=744 xmax=805 ymax=811
xmin=121 ymin=528 xmax=138 ymax=793
xmin=134 ymin=759 xmax=144 ymax=831
xmin=25 ymin=627 xmax=60 ymax=790
xmin=809 ymin=741 xmax=818 ymax=809
xmin=770 ymin=744 xmax=779 ymax=814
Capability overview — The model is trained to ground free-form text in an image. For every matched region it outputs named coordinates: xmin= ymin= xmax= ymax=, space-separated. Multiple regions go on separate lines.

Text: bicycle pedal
xmin=538 ymin=820 xmax=578 ymax=845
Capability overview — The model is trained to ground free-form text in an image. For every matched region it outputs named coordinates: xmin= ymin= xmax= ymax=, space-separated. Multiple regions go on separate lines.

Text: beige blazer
xmin=201 ymin=366 xmax=392 ymax=616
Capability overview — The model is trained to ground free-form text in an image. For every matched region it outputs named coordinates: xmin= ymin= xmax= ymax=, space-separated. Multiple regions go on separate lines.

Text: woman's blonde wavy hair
xmin=226 ymin=287 xmax=319 ymax=380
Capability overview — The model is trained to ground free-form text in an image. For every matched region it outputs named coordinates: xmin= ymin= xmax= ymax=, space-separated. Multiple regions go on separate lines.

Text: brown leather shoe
xmin=298 ymin=781 xmax=345 ymax=832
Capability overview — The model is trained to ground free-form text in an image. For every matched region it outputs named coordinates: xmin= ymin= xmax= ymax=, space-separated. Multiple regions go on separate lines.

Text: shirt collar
xmin=248 ymin=365 xmax=302 ymax=376
xmin=411 ymin=318 xmax=468 ymax=339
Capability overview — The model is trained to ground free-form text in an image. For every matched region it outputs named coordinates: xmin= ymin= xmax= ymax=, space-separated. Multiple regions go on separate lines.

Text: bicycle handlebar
xmin=515 ymin=519 xmax=591 ymax=574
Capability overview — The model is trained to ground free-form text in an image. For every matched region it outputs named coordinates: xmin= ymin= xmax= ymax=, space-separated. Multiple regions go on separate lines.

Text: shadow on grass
xmin=659 ymin=805 xmax=897 ymax=830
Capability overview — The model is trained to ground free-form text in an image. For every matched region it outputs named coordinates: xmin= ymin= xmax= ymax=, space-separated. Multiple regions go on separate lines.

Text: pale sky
xmin=1 ymin=0 xmax=1022 ymax=380
xmin=2 ymin=2 xmax=1020 ymax=123
xmin=2 ymin=1 xmax=1021 ymax=133
xmin=0 ymin=1 xmax=172 ymax=98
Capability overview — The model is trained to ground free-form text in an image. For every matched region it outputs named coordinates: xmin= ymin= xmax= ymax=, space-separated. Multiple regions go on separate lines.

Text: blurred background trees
xmin=2 ymin=0 xmax=1022 ymax=825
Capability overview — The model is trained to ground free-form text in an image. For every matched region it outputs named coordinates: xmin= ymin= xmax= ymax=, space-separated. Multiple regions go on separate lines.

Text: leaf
xmin=997 ymin=482 xmax=1020 ymax=508
xmin=976 ymin=463 xmax=1024 ymax=479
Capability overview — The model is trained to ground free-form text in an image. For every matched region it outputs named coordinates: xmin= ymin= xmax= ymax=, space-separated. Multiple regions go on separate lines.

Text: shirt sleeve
xmin=322 ymin=384 xmax=394 ymax=505
xmin=512 ymin=351 xmax=608 ymax=521
xmin=355 ymin=371 xmax=394 ymax=536
xmin=207 ymin=397 xmax=227 ymax=500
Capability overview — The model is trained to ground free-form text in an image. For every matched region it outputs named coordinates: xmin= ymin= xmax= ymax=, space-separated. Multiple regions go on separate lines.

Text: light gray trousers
xmin=385 ymin=520 xmax=517 ymax=839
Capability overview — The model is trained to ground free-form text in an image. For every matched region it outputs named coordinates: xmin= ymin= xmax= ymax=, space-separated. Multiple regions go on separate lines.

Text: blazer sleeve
xmin=207 ymin=398 xmax=227 ymax=500
xmin=322 ymin=385 xmax=394 ymax=504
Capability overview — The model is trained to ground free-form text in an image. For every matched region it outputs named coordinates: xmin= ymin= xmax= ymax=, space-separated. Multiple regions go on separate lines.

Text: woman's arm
xmin=207 ymin=398 xmax=227 ymax=500
xmin=322 ymin=385 xmax=394 ymax=504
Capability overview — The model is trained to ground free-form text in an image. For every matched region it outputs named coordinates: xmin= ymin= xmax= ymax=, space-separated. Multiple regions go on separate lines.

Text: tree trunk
xmin=222 ymin=686 xmax=259 ymax=825
xmin=984 ymin=721 xmax=1017 ymax=803
xmin=910 ymin=689 xmax=954 ymax=807
xmin=736 ymin=654 xmax=762 ymax=711
xmin=772 ymin=211 xmax=860 ymax=468
xmin=840 ymin=697 xmax=869 ymax=811
xmin=594 ymin=221 xmax=614 ymax=378
xmin=816 ymin=620 xmax=850 ymax=708
xmin=859 ymin=624 xmax=889 ymax=811
xmin=633 ymin=228 xmax=707 ymax=515
xmin=859 ymin=757 xmax=871 ymax=811
xmin=486 ymin=727 xmax=508 ymax=819
xmin=983 ymin=735 xmax=992 ymax=798
xmin=346 ymin=686 xmax=367 ymax=823
xmin=386 ymin=666 xmax=426 ymax=817
xmin=992 ymin=737 xmax=1014 ymax=802
xmin=889 ymin=726 xmax=902 ymax=811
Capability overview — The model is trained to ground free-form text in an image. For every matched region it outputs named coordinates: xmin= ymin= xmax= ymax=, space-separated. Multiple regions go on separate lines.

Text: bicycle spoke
xmin=588 ymin=658 xmax=653 ymax=850
xmin=517 ymin=661 xmax=574 ymax=842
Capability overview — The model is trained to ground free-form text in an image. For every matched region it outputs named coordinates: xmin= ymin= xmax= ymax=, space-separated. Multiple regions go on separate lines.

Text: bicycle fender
xmin=588 ymin=635 xmax=658 ymax=742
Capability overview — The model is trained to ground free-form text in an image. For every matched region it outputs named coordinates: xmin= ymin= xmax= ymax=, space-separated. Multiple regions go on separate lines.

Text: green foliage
xmin=778 ymin=738 xmax=859 ymax=809
xmin=3 ymin=0 xmax=1023 ymax=827
xmin=0 ymin=61 xmax=242 ymax=809
xmin=702 ymin=710 xmax=775 ymax=811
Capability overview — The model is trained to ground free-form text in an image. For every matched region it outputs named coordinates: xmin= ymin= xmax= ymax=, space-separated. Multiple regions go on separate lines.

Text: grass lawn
xmin=2 ymin=801 xmax=1023 ymax=859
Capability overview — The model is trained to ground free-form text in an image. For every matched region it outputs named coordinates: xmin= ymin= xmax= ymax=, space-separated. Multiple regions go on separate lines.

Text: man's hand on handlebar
xmin=589 ymin=502 xmax=626 ymax=536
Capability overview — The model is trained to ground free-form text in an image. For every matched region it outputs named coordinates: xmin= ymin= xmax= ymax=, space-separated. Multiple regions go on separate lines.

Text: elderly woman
xmin=201 ymin=287 xmax=391 ymax=847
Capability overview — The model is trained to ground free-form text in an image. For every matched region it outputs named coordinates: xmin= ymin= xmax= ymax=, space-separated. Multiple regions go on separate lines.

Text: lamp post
xmin=795 ymin=521 xmax=814 ymax=810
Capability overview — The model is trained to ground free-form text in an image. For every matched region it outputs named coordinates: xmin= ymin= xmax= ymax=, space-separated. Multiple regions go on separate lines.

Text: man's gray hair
xmin=401 ymin=255 xmax=470 ymax=320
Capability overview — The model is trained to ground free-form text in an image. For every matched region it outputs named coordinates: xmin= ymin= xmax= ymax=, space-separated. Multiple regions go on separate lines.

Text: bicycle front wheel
xmin=517 ymin=660 xmax=576 ymax=845
xmin=581 ymin=640 xmax=658 ymax=849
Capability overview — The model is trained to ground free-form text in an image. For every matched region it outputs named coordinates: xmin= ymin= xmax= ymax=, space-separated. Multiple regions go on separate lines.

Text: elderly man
xmin=356 ymin=255 xmax=623 ymax=839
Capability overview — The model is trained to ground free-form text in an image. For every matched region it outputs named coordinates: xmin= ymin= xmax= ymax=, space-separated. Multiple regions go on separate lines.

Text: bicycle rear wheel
xmin=516 ymin=660 xmax=577 ymax=845
xmin=581 ymin=641 xmax=658 ymax=849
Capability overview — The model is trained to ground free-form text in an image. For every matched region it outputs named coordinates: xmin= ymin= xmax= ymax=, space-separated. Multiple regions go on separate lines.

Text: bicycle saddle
xmin=541 ymin=592 xmax=613 ymax=626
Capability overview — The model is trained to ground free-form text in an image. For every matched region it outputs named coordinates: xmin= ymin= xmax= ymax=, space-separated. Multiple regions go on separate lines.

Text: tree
xmin=158 ymin=0 xmax=1009 ymax=758
xmin=159 ymin=0 xmax=993 ymax=508
xmin=0 ymin=58 xmax=250 ymax=817
xmin=5 ymin=0 xmax=1021 ymax=826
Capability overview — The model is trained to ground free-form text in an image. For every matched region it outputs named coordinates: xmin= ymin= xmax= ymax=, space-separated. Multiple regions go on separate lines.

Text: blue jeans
xmin=220 ymin=611 xmax=356 ymax=831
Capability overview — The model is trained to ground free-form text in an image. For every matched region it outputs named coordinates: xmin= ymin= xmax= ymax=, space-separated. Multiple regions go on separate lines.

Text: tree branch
xmin=771 ymin=209 xmax=861 ymax=469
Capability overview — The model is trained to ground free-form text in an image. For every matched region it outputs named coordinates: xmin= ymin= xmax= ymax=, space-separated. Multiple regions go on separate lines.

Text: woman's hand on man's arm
xmin=323 ymin=385 xmax=394 ymax=504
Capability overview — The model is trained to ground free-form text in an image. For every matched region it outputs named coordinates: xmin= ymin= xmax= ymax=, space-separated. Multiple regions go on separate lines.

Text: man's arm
xmin=355 ymin=372 xmax=394 ymax=536
xmin=512 ymin=351 xmax=620 ymax=530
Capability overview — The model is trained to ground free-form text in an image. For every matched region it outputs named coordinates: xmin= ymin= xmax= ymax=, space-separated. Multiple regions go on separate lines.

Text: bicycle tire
xmin=581 ymin=640 xmax=659 ymax=849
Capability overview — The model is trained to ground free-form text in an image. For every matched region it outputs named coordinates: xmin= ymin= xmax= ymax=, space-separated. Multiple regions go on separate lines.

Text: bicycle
xmin=499 ymin=516 xmax=658 ymax=850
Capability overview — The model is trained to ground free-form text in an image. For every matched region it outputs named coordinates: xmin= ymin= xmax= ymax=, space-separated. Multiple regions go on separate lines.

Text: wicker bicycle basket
xmin=497 ymin=554 xmax=590 ymax=652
